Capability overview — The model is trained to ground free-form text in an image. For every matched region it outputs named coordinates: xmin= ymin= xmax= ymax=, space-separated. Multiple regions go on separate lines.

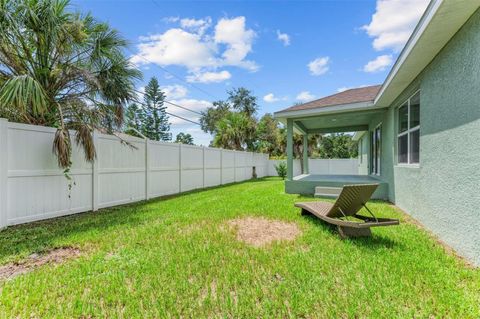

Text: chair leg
xmin=300 ymin=208 xmax=311 ymax=216
xmin=337 ymin=226 xmax=372 ymax=238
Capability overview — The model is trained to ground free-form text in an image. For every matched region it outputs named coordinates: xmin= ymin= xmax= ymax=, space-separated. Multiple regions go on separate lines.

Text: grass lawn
xmin=0 ymin=177 xmax=479 ymax=317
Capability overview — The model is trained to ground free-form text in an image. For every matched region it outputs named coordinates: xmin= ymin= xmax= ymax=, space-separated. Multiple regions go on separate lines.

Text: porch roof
xmin=277 ymin=85 xmax=381 ymax=114
xmin=275 ymin=1 xmax=480 ymax=125
xmin=274 ymin=85 xmax=386 ymax=134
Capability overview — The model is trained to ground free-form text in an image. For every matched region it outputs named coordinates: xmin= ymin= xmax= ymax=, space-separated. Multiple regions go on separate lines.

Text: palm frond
xmin=0 ymin=75 xmax=48 ymax=116
xmin=75 ymin=123 xmax=95 ymax=162
xmin=53 ymin=126 xmax=71 ymax=168
xmin=0 ymin=0 xmax=141 ymax=169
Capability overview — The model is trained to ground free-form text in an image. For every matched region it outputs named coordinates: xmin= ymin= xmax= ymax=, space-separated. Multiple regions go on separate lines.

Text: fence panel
xmin=0 ymin=119 xmax=269 ymax=228
xmin=204 ymin=148 xmax=221 ymax=187
xmin=6 ymin=123 xmax=92 ymax=225
xmin=149 ymin=141 xmax=180 ymax=197
xmin=97 ymin=134 xmax=146 ymax=208
xmin=253 ymin=153 xmax=268 ymax=177
xmin=180 ymin=145 xmax=204 ymax=192
xmin=309 ymin=159 xmax=358 ymax=175
xmin=268 ymin=159 xmax=359 ymax=177
xmin=221 ymin=150 xmax=235 ymax=184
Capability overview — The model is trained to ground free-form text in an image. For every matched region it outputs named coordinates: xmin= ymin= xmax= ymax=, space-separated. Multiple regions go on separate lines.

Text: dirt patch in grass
xmin=0 ymin=247 xmax=81 ymax=280
xmin=227 ymin=217 xmax=301 ymax=247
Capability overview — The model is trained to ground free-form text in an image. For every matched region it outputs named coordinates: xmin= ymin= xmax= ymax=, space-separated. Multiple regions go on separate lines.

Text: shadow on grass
xmin=301 ymin=214 xmax=401 ymax=250
xmin=0 ymin=177 xmax=276 ymax=263
xmin=0 ymin=205 xmax=150 ymax=262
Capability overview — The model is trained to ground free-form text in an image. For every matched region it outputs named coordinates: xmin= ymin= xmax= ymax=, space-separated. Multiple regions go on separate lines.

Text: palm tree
xmin=0 ymin=0 xmax=141 ymax=168
xmin=227 ymin=87 xmax=258 ymax=117
xmin=213 ymin=112 xmax=255 ymax=150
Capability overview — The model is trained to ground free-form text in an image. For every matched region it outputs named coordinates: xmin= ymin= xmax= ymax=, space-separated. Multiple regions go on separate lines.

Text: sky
xmin=71 ymin=0 xmax=430 ymax=146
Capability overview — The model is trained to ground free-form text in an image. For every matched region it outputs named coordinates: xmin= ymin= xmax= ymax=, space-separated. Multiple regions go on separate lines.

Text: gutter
xmin=273 ymin=101 xmax=383 ymax=120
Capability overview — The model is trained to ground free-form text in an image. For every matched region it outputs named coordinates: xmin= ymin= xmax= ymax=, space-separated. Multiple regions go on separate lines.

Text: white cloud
xmin=180 ymin=17 xmax=212 ymax=35
xmin=308 ymin=56 xmax=330 ymax=76
xmin=214 ymin=16 xmax=258 ymax=71
xmin=363 ymin=54 xmax=393 ymax=73
xmin=263 ymin=93 xmax=287 ymax=103
xmin=131 ymin=28 xmax=216 ymax=69
xmin=163 ymin=16 xmax=180 ymax=23
xmin=161 ymin=85 xmax=188 ymax=99
xmin=263 ymin=93 xmax=279 ymax=103
xmin=337 ymin=87 xmax=350 ymax=93
xmin=186 ymin=70 xmax=231 ymax=83
xmin=362 ymin=0 xmax=429 ymax=52
xmin=276 ymin=30 xmax=290 ymax=46
xmin=132 ymin=16 xmax=258 ymax=81
xmin=296 ymin=91 xmax=315 ymax=102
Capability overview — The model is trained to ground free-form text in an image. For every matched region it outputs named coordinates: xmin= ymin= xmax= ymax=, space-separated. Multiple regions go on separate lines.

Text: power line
xmin=132 ymin=90 xmax=201 ymax=126
xmin=126 ymin=47 xmax=219 ymax=100
xmin=133 ymin=88 xmax=202 ymax=116
xmin=165 ymin=112 xmax=200 ymax=126
xmin=165 ymin=100 xmax=202 ymax=116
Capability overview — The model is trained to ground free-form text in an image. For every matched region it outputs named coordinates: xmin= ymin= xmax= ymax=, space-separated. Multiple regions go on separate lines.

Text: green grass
xmin=0 ymin=177 xmax=479 ymax=318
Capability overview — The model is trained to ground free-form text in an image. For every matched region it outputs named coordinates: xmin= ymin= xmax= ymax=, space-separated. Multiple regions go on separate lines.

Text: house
xmin=274 ymin=0 xmax=480 ymax=265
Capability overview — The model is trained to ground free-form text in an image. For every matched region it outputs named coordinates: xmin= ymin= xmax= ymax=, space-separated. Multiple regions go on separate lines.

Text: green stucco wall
xmin=393 ymin=8 xmax=480 ymax=265
xmin=359 ymin=8 xmax=480 ymax=265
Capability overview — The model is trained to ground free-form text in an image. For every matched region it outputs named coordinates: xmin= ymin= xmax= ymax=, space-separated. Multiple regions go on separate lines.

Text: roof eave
xmin=274 ymin=100 xmax=381 ymax=120
xmin=375 ymin=0 xmax=480 ymax=107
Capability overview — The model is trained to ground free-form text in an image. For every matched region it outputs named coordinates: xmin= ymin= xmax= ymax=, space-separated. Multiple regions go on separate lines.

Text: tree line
xmin=199 ymin=87 xmax=358 ymax=159
xmin=0 ymin=0 xmax=356 ymax=172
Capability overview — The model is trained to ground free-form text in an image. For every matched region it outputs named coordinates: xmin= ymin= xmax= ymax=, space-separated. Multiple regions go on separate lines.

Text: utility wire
xmin=165 ymin=100 xmax=202 ymax=116
xmin=126 ymin=47 xmax=219 ymax=100
xmin=133 ymin=88 xmax=203 ymax=116
xmin=165 ymin=111 xmax=201 ymax=126
xmin=132 ymin=90 xmax=201 ymax=126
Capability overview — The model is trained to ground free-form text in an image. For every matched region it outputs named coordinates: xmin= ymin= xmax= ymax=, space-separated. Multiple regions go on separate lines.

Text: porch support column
xmin=286 ymin=118 xmax=294 ymax=180
xmin=302 ymin=133 xmax=309 ymax=174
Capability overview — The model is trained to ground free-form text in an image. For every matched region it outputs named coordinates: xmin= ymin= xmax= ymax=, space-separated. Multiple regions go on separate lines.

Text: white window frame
xmin=396 ymin=90 xmax=420 ymax=166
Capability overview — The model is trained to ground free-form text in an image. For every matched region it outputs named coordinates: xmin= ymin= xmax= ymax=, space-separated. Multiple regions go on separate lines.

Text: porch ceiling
xmin=293 ymin=109 xmax=385 ymax=134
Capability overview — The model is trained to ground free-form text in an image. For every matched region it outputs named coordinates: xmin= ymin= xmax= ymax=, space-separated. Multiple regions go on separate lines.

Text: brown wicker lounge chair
xmin=295 ymin=184 xmax=399 ymax=238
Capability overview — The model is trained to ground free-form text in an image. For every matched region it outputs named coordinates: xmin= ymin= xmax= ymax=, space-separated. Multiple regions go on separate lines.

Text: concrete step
xmin=314 ymin=186 xmax=342 ymax=198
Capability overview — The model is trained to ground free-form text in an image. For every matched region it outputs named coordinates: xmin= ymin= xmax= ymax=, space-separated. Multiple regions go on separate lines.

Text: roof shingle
xmin=278 ymin=85 xmax=382 ymax=113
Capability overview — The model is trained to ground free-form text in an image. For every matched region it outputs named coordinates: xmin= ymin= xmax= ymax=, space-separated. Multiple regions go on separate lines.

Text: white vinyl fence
xmin=268 ymin=159 xmax=359 ymax=177
xmin=0 ymin=119 xmax=268 ymax=228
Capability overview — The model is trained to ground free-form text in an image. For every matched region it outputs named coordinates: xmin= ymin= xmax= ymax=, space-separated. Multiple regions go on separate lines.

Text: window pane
xmin=370 ymin=132 xmax=375 ymax=174
xmin=359 ymin=140 xmax=362 ymax=163
xmin=409 ymin=129 xmax=420 ymax=163
xmin=371 ymin=126 xmax=381 ymax=174
xmin=398 ymin=103 xmax=408 ymax=133
xmin=376 ymin=127 xmax=381 ymax=173
xmin=410 ymin=92 xmax=420 ymax=128
xmin=398 ymin=134 xmax=408 ymax=163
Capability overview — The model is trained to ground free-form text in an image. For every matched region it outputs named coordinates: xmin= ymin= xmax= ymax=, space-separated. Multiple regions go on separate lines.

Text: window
xmin=371 ymin=125 xmax=381 ymax=175
xmin=397 ymin=91 xmax=420 ymax=164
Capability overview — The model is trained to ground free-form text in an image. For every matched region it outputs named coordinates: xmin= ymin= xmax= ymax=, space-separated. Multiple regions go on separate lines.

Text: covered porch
xmin=289 ymin=174 xmax=389 ymax=199
xmin=274 ymin=87 xmax=389 ymax=199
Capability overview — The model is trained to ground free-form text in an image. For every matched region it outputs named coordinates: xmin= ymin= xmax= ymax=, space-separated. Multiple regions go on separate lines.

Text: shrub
xmin=275 ymin=161 xmax=287 ymax=179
